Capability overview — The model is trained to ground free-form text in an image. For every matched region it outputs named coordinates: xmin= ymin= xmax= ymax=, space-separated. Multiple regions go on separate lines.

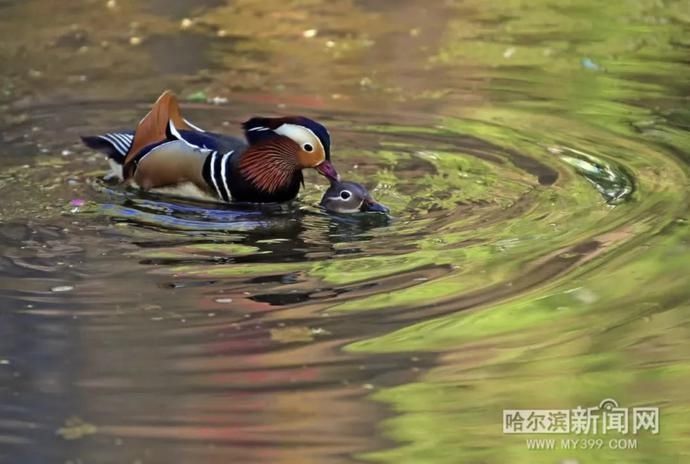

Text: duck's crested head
xmin=320 ymin=180 xmax=389 ymax=214
xmin=242 ymin=116 xmax=339 ymax=182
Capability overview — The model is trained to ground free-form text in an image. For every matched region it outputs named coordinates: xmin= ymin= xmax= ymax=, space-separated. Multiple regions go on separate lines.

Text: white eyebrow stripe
xmin=274 ymin=124 xmax=324 ymax=154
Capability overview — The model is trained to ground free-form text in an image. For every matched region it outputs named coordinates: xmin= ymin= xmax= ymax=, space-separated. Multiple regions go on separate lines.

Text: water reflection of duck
xmin=81 ymin=90 xmax=340 ymax=204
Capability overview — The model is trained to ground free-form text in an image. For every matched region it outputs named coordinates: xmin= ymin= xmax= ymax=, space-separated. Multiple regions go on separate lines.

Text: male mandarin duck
xmin=81 ymin=90 xmax=340 ymax=203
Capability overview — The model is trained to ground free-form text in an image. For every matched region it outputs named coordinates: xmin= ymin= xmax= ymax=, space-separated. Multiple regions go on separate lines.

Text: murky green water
xmin=1 ymin=1 xmax=689 ymax=463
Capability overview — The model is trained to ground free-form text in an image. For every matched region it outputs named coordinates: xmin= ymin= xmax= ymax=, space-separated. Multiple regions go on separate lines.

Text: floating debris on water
xmin=271 ymin=326 xmax=314 ymax=343
xmin=56 ymin=417 xmax=97 ymax=440
xmin=210 ymin=96 xmax=228 ymax=105
xmin=302 ymin=29 xmax=318 ymax=38
xmin=581 ymin=57 xmax=602 ymax=71
xmin=186 ymin=90 xmax=207 ymax=102
xmin=139 ymin=304 xmax=162 ymax=311
xmin=270 ymin=326 xmax=329 ymax=343
xmin=503 ymin=47 xmax=516 ymax=58
xmin=51 ymin=285 xmax=74 ymax=293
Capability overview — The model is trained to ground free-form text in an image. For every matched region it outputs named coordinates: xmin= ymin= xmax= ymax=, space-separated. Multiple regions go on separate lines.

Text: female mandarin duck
xmin=320 ymin=180 xmax=389 ymax=214
xmin=81 ymin=90 xmax=340 ymax=203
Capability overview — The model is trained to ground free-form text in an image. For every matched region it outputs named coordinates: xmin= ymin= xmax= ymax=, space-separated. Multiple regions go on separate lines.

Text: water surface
xmin=0 ymin=1 xmax=689 ymax=463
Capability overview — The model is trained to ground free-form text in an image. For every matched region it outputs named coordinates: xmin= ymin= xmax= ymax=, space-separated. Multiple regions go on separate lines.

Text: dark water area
xmin=0 ymin=0 xmax=689 ymax=463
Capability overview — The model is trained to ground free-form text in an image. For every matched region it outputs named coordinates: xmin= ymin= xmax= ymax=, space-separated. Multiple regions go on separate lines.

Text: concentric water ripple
xmin=1 ymin=91 xmax=688 ymax=463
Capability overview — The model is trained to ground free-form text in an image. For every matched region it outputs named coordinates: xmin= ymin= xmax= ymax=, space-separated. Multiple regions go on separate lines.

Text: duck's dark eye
xmin=340 ymin=190 xmax=352 ymax=200
xmin=303 ymin=143 xmax=314 ymax=152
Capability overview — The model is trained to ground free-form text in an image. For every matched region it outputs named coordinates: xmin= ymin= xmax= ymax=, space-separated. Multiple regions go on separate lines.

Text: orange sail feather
xmin=123 ymin=90 xmax=193 ymax=178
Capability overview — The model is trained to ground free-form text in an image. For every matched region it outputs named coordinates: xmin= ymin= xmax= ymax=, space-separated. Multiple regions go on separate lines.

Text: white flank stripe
xmin=220 ymin=150 xmax=233 ymax=201
xmin=208 ymin=151 xmax=222 ymax=199
xmin=247 ymin=126 xmax=270 ymax=132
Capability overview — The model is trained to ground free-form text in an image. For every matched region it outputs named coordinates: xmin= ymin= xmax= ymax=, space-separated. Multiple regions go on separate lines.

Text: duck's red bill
xmin=315 ymin=161 xmax=341 ymax=182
